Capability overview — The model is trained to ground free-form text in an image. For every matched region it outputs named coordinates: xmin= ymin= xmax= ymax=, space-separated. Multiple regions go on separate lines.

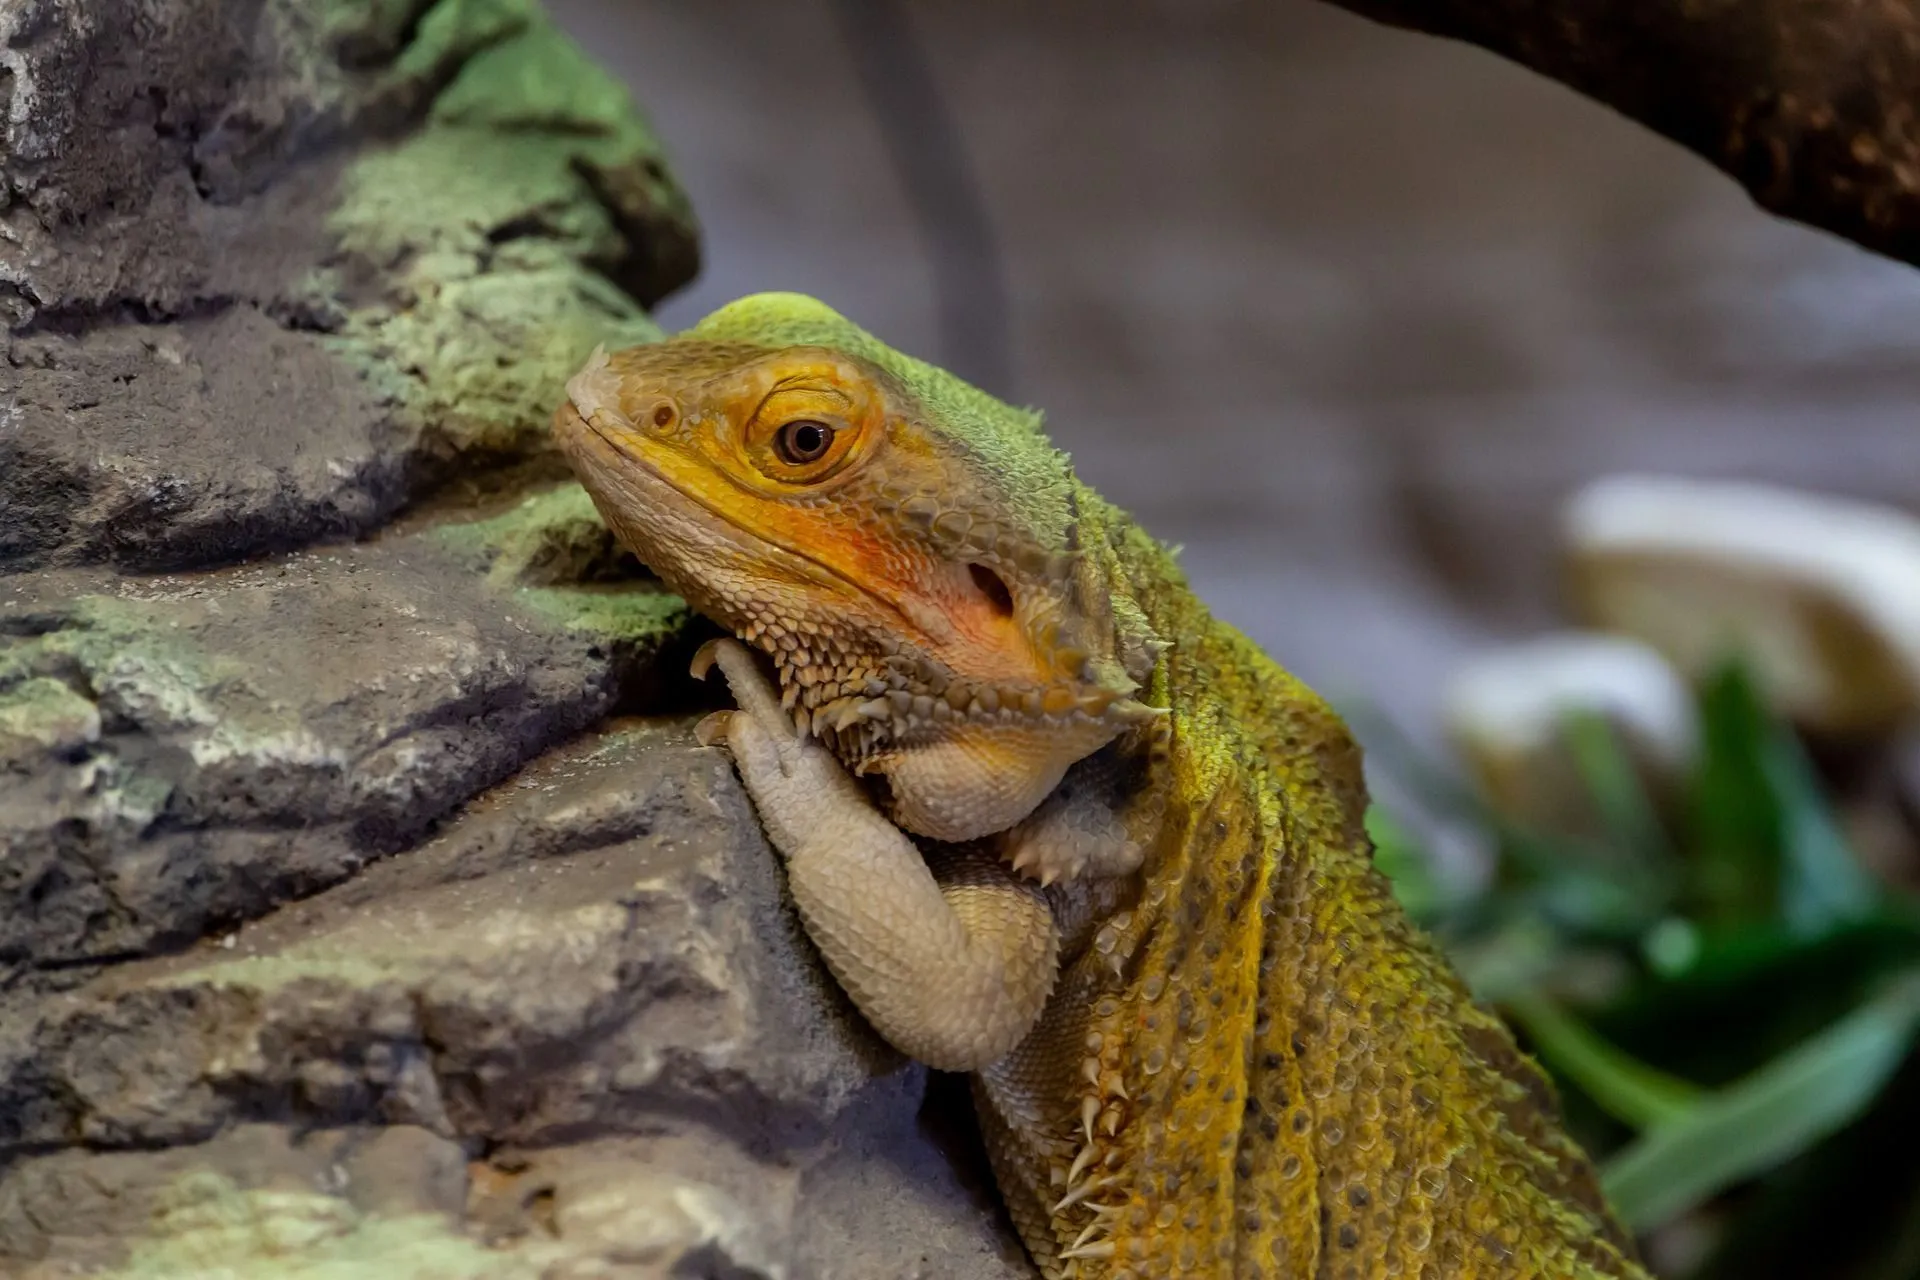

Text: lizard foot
xmin=1000 ymin=753 xmax=1147 ymax=887
xmin=691 ymin=637 xmax=859 ymax=839
xmin=690 ymin=638 xmax=1058 ymax=1072
xmin=692 ymin=637 xmax=791 ymax=738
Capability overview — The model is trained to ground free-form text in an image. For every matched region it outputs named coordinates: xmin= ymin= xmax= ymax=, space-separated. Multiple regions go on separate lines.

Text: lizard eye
xmin=741 ymin=376 xmax=867 ymax=488
xmin=774 ymin=419 xmax=835 ymax=465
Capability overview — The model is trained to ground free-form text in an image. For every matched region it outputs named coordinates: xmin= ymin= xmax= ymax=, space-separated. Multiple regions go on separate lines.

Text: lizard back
xmin=978 ymin=502 xmax=1646 ymax=1278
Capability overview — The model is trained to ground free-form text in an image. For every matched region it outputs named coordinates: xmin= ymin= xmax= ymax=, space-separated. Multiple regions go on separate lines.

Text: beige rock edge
xmin=1565 ymin=474 xmax=1920 ymax=736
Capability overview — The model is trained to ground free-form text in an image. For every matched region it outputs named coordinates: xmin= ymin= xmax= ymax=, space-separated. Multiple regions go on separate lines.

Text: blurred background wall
xmin=547 ymin=0 xmax=1920 ymax=745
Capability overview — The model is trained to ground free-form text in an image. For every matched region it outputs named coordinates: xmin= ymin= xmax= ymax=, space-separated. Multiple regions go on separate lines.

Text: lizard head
xmin=553 ymin=292 xmax=1162 ymax=842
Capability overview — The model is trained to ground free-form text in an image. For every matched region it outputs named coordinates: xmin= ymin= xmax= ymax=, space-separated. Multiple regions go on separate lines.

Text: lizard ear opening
xmin=968 ymin=563 xmax=1016 ymax=619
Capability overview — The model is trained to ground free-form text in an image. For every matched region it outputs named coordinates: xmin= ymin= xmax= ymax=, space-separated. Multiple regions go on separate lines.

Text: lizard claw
xmin=689 ymin=636 xmax=795 ymax=742
xmin=694 ymin=711 xmax=735 ymax=748
xmin=690 ymin=637 xmax=728 ymax=680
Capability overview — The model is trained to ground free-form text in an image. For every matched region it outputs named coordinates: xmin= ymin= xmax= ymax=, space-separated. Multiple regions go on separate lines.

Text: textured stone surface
xmin=1 ymin=0 xmax=696 ymax=572
xmin=0 ymin=512 xmax=685 ymax=972
xmin=0 ymin=718 xmax=1027 ymax=1278
xmin=0 ymin=1 xmax=1027 ymax=1273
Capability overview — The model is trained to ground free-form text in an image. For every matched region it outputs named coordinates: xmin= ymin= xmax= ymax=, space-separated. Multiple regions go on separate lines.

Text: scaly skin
xmin=552 ymin=293 xmax=1647 ymax=1280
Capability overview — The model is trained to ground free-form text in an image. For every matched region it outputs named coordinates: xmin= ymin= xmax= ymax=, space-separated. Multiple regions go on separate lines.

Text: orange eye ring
xmin=732 ymin=361 xmax=877 ymax=488
xmin=744 ymin=409 xmax=866 ymax=488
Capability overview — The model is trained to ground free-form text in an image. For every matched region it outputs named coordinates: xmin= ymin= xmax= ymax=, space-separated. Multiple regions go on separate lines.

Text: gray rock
xmin=0 ymin=493 xmax=690 ymax=972
xmin=0 ymin=717 xmax=1028 ymax=1279
xmin=0 ymin=0 xmax=698 ymax=572
xmin=0 ymin=1124 xmax=472 ymax=1275
xmin=0 ymin=0 xmax=1030 ymax=1272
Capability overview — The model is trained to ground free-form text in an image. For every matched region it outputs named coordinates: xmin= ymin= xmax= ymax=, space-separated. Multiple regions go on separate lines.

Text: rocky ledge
xmin=0 ymin=2 xmax=1026 ymax=1275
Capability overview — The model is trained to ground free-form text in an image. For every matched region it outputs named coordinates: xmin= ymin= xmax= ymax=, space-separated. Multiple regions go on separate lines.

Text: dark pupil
xmin=781 ymin=420 xmax=831 ymax=462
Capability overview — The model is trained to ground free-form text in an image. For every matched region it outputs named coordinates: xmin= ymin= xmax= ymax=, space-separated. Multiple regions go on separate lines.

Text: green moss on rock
xmin=0 ymin=676 xmax=102 ymax=766
xmin=437 ymin=486 xmax=628 ymax=583
xmin=105 ymin=1172 xmax=538 ymax=1280
xmin=323 ymin=0 xmax=692 ymax=477
xmin=436 ymin=485 xmax=692 ymax=652
xmin=518 ymin=585 xmax=688 ymax=647
xmin=387 ymin=0 xmax=531 ymax=89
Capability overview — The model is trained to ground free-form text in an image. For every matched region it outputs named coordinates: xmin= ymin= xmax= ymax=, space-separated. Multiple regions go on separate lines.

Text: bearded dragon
xmin=552 ymin=293 xmax=1646 ymax=1280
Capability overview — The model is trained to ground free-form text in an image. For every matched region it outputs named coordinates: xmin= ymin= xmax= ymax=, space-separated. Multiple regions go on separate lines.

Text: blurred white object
xmin=1564 ymin=474 xmax=1920 ymax=735
xmin=1443 ymin=632 xmax=1698 ymax=833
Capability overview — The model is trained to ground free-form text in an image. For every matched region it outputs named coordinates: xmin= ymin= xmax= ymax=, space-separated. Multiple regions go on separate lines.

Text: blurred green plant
xmin=1355 ymin=660 xmax=1920 ymax=1280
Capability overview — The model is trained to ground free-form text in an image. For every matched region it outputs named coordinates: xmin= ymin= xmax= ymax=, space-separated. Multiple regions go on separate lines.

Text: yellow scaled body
xmin=553 ymin=293 xmax=1645 ymax=1279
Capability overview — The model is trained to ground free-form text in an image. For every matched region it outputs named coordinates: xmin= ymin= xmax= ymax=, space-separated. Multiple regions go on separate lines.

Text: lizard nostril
xmin=651 ymin=402 xmax=676 ymax=429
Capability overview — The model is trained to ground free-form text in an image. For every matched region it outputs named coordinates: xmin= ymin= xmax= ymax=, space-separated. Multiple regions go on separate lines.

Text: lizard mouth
xmin=561 ymin=397 xmax=925 ymax=634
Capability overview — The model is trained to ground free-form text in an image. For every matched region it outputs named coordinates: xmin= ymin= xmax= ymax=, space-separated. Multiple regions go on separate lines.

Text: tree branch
xmin=1322 ymin=0 xmax=1920 ymax=266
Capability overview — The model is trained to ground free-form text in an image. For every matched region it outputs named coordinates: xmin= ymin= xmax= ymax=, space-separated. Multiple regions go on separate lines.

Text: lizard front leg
xmin=693 ymin=638 xmax=1060 ymax=1072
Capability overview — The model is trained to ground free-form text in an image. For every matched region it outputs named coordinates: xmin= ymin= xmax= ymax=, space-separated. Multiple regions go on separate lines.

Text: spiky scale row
xmin=763 ymin=643 xmax=1164 ymax=782
xmin=873 ymin=481 xmax=1082 ymax=586
xmin=1040 ymin=903 xmax=1155 ymax=1278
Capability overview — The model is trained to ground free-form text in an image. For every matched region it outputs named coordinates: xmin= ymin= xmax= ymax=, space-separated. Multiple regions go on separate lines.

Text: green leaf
xmin=1345 ymin=703 xmax=1666 ymax=938
xmin=1640 ymin=916 xmax=1702 ymax=978
xmin=1560 ymin=709 xmax=1670 ymax=869
xmin=1598 ymin=909 xmax=1920 ymax=1090
xmin=1365 ymin=804 xmax=1448 ymax=924
xmin=1601 ymin=968 xmax=1920 ymax=1231
xmin=1449 ymin=915 xmax=1573 ymax=1004
xmin=1630 ymin=910 xmax=1920 ymax=1005
xmin=1759 ymin=727 xmax=1879 ymax=935
xmin=1683 ymin=658 xmax=1880 ymax=935
xmin=1505 ymin=990 xmax=1703 ymax=1129
xmin=1686 ymin=663 xmax=1785 ymax=926
xmin=1527 ymin=864 xmax=1665 ymax=941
